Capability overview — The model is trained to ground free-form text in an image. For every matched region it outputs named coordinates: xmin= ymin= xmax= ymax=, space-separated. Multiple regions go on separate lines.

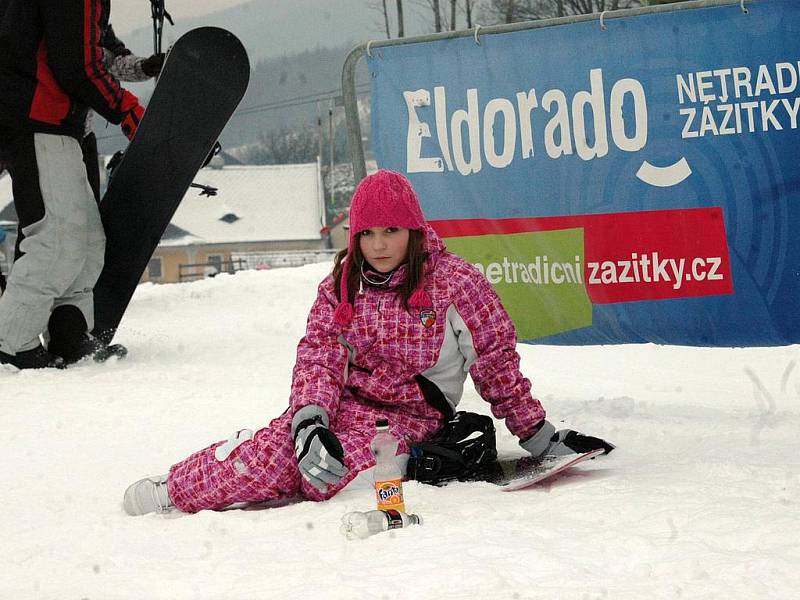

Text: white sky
xmin=111 ymin=0 xmax=251 ymax=34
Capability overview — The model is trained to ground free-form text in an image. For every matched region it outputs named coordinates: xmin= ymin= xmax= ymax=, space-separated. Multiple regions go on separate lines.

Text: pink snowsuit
xmin=168 ymin=224 xmax=545 ymax=512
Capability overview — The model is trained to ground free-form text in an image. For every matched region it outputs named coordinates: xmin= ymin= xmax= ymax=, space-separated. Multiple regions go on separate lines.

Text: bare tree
xmin=414 ymin=0 xmax=458 ymax=31
xmin=369 ymin=0 xmax=416 ymax=39
xmin=433 ymin=0 xmax=443 ymax=31
xmin=410 ymin=0 xmax=482 ymax=33
xmin=481 ymin=0 xmax=642 ymax=22
xmin=369 ymin=0 xmax=393 ymax=38
xmin=381 ymin=0 xmax=392 ymax=37
xmin=397 ymin=0 xmax=405 ymax=37
xmin=245 ymin=125 xmax=320 ymax=165
xmin=564 ymin=0 xmax=625 ymax=11
xmin=565 ymin=0 xmax=643 ymax=15
xmin=504 ymin=0 xmax=516 ymax=22
xmin=482 ymin=0 xmax=522 ymax=23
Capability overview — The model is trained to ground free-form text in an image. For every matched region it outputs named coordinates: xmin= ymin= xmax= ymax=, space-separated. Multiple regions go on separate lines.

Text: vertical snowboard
xmin=92 ymin=27 xmax=250 ymax=343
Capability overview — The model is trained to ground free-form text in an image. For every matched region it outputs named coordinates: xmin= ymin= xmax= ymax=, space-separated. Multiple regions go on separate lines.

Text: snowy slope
xmin=1 ymin=263 xmax=799 ymax=599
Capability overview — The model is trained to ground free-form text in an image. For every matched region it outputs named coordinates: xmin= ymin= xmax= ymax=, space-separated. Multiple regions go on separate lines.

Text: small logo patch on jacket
xmin=420 ymin=309 xmax=436 ymax=328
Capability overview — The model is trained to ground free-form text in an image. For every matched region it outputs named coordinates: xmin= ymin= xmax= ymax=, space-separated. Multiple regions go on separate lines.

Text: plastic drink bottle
xmin=340 ymin=510 xmax=423 ymax=540
xmin=370 ymin=419 xmax=405 ymax=512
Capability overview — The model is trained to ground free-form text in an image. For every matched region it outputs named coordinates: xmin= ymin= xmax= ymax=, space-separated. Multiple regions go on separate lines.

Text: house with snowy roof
xmin=146 ymin=161 xmax=331 ymax=283
xmin=0 ymin=162 xmax=333 ymax=284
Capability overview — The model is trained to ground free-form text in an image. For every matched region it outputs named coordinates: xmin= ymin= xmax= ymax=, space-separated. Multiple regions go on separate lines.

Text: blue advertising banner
xmin=368 ymin=0 xmax=800 ymax=346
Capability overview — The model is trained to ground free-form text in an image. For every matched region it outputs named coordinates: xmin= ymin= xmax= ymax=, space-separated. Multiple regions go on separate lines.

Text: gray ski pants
xmin=0 ymin=133 xmax=105 ymax=354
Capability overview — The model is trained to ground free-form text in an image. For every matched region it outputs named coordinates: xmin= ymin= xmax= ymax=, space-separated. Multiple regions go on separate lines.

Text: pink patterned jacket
xmin=289 ymin=224 xmax=545 ymax=441
xmin=166 ymin=224 xmax=548 ymax=512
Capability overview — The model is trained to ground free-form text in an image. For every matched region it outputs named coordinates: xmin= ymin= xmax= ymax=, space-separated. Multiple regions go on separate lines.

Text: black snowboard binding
xmin=407 ymin=412 xmax=501 ymax=485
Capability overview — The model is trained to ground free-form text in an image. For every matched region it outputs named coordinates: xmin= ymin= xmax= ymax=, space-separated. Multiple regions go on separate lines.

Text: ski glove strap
xmin=292 ymin=405 xmax=347 ymax=492
xmin=121 ymin=103 xmax=145 ymax=141
xmin=520 ymin=420 xmax=615 ymax=458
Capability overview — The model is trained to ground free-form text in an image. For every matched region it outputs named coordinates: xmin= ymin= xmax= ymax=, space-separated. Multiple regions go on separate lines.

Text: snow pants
xmin=0 ymin=132 xmax=104 ymax=354
xmin=168 ymin=398 xmax=443 ymax=513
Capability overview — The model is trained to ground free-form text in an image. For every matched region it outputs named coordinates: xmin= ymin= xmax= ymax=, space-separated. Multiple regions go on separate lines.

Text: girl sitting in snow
xmin=124 ymin=169 xmax=610 ymax=515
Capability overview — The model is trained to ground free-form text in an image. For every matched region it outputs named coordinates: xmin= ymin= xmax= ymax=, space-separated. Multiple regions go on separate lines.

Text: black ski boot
xmin=50 ymin=333 xmax=128 ymax=364
xmin=47 ymin=305 xmax=128 ymax=365
xmin=0 ymin=345 xmax=66 ymax=370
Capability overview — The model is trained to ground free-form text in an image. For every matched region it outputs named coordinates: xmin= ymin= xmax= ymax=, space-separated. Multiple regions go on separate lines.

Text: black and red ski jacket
xmin=0 ymin=0 xmax=141 ymax=140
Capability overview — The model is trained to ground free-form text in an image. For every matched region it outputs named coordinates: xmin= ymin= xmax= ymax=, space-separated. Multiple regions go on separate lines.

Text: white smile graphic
xmin=636 ymin=158 xmax=692 ymax=187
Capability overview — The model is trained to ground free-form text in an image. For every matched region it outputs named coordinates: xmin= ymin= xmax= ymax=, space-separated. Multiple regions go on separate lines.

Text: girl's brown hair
xmin=332 ymin=229 xmax=427 ymax=311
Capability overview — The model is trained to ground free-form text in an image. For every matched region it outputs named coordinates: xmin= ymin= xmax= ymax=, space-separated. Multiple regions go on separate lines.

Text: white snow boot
xmin=123 ymin=474 xmax=175 ymax=516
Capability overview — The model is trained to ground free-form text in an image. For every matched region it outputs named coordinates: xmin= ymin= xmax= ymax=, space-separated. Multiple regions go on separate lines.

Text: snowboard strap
xmin=408 ymin=375 xmax=500 ymax=484
xmin=407 ymin=411 xmax=500 ymax=485
xmin=106 ymin=152 xmax=219 ymax=197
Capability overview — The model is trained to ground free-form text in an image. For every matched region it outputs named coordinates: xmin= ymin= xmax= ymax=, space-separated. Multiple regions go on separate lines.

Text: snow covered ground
xmin=1 ymin=262 xmax=798 ymax=599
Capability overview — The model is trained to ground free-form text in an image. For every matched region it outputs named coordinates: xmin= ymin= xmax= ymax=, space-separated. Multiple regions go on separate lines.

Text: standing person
xmin=44 ymin=4 xmax=164 ymax=363
xmin=124 ymin=170 xmax=612 ymax=516
xmin=0 ymin=0 xmax=146 ymax=369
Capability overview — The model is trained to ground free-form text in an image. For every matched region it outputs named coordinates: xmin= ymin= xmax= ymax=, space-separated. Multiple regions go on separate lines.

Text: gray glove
xmin=520 ymin=420 xmax=615 ymax=458
xmin=292 ymin=405 xmax=348 ymax=492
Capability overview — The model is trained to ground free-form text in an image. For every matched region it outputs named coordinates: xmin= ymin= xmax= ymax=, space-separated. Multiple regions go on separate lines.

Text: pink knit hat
xmin=333 ymin=170 xmax=432 ymax=326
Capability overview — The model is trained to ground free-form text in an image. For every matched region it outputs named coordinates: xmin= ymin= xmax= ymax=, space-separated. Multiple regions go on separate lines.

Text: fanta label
xmin=375 ymin=478 xmax=405 ymax=513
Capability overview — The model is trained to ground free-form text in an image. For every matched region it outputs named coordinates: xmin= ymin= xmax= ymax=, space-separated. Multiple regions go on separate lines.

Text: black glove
xmin=291 ymin=405 xmax=348 ymax=492
xmin=141 ymin=53 xmax=165 ymax=78
xmin=520 ymin=420 xmax=615 ymax=458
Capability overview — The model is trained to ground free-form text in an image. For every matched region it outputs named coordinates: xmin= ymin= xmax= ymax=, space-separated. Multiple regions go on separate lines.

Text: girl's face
xmin=358 ymin=227 xmax=410 ymax=273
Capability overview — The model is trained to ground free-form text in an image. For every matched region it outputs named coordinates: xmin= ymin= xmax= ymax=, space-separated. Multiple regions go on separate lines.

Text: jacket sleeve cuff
xmin=519 ymin=420 xmax=555 ymax=457
xmin=291 ymin=404 xmax=329 ymax=436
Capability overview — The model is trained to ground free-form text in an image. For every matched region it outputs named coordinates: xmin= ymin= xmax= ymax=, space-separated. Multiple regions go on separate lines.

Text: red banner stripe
xmin=430 ymin=208 xmax=734 ymax=304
